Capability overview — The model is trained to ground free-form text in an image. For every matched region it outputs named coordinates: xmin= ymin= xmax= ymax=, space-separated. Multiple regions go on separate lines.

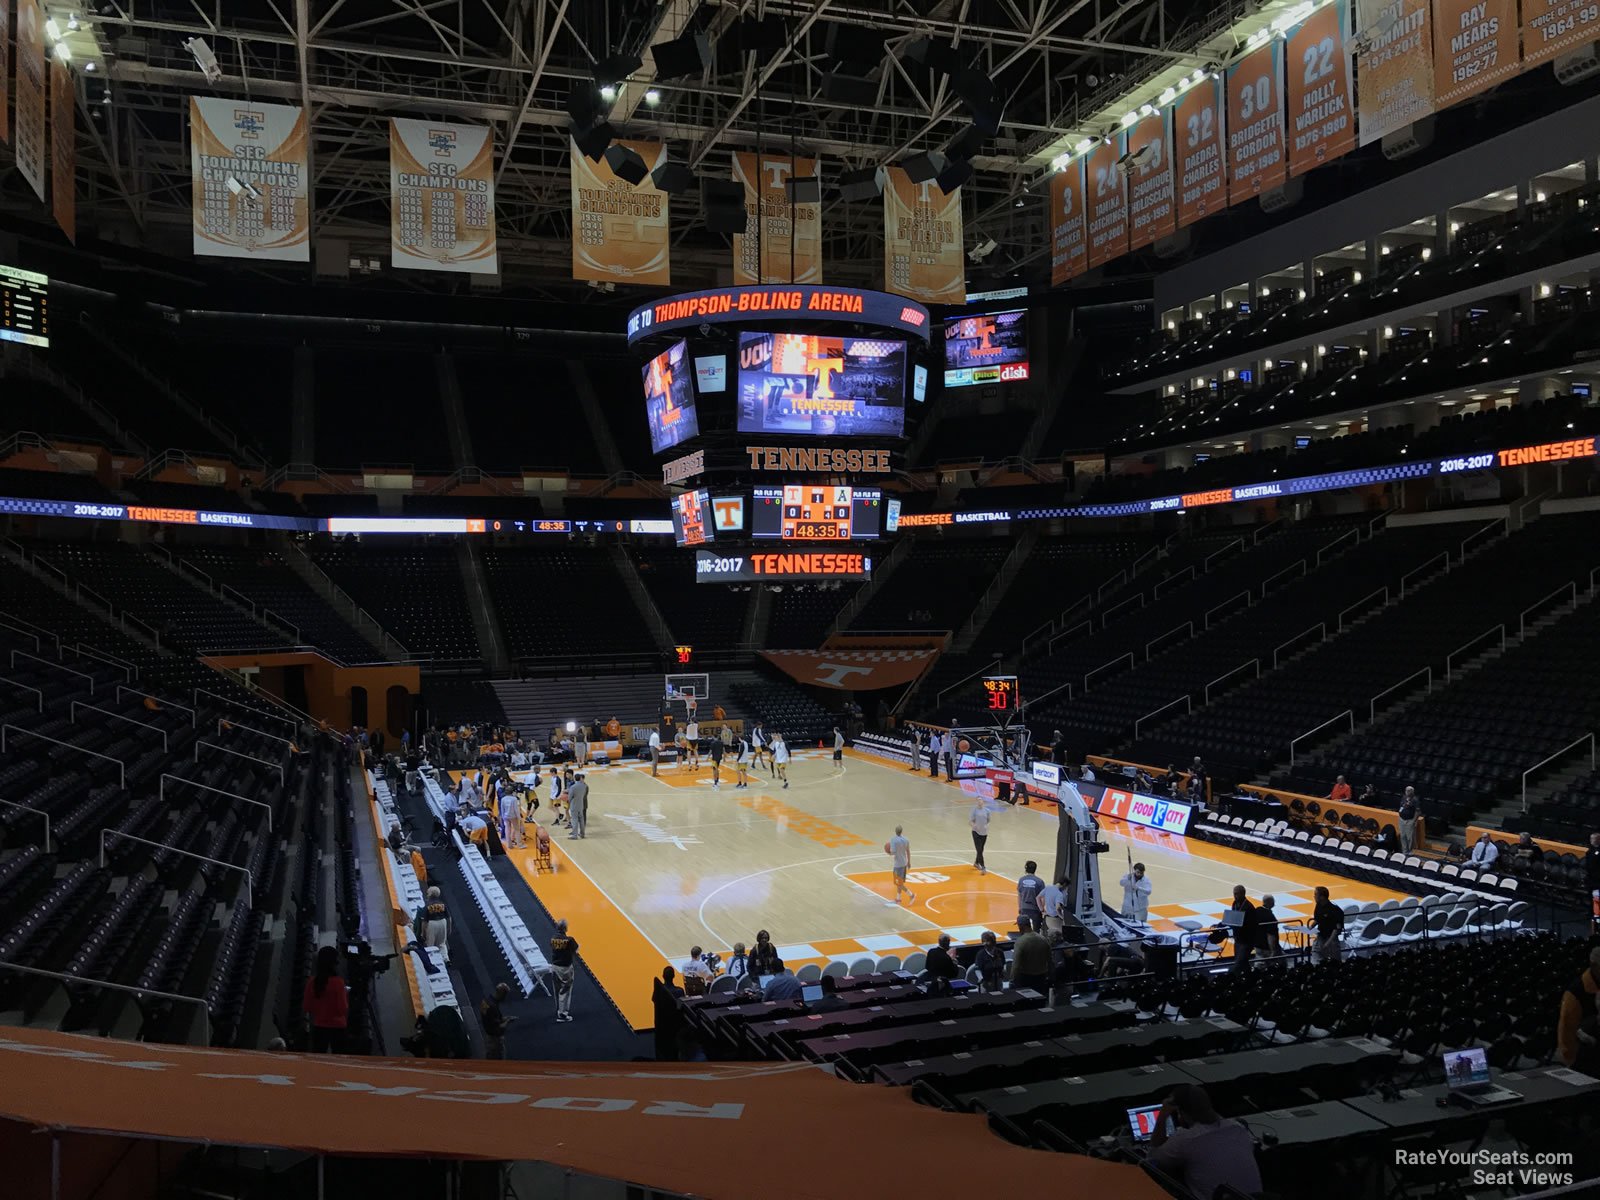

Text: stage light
xmin=183 ymin=36 xmax=223 ymax=83
xmin=644 ymin=88 xmax=661 ymax=106
xmin=44 ymin=18 xmax=59 ymax=40
xmin=54 ymin=42 xmax=70 ymax=61
xmin=600 ymin=83 xmax=617 ymax=101
xmin=1121 ymin=111 xmax=1138 ymax=127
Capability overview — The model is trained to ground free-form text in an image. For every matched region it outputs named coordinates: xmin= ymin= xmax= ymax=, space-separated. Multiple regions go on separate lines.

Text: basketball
xmin=958 ymin=738 xmax=971 ymax=753
xmin=884 ymin=841 xmax=892 ymax=855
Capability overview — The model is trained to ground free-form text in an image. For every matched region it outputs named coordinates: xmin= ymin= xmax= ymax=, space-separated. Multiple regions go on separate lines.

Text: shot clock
xmin=981 ymin=675 xmax=1019 ymax=714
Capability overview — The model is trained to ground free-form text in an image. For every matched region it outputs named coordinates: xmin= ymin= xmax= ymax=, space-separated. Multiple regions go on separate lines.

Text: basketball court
xmin=483 ymin=682 xmax=1407 ymax=1028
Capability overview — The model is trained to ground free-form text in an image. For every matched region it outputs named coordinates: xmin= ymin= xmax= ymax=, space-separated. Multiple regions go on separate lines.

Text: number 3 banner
xmin=1288 ymin=0 xmax=1357 ymax=172
xmin=1049 ymin=157 xmax=1088 ymax=285
xmin=1173 ymin=75 xmax=1227 ymax=230
xmin=1226 ymin=42 xmax=1287 ymax=198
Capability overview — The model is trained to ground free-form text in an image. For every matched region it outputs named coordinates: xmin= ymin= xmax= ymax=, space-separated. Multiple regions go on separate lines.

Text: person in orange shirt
xmin=1329 ymin=775 xmax=1351 ymax=803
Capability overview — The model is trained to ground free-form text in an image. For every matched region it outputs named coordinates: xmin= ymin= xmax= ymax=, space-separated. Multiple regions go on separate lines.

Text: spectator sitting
xmin=1009 ymin=928 xmax=1052 ymax=993
xmin=681 ymin=947 xmax=714 ymax=995
xmin=1508 ymin=831 xmax=1541 ymax=874
xmin=925 ymin=934 xmax=960 ymax=981
xmin=1052 ymin=942 xmax=1092 ymax=1001
xmin=761 ymin=972 xmax=804 ymax=1001
xmin=1468 ymin=831 xmax=1500 ymax=869
xmin=725 ymin=942 xmax=749 ymax=980
xmin=1147 ymin=1084 xmax=1264 ymax=1200
xmin=1100 ymin=937 xmax=1144 ymax=978
xmin=810 ymin=975 xmax=847 ymax=1012
xmin=1557 ymin=945 xmax=1600 ymax=1075
xmin=973 ymin=931 xmax=1006 ymax=991
xmin=747 ymin=929 xmax=783 ymax=978
xmin=1329 ymin=775 xmax=1351 ymax=803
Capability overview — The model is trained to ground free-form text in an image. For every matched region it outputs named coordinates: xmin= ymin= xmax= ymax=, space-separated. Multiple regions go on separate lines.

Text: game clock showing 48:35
xmin=981 ymin=676 xmax=1018 ymax=713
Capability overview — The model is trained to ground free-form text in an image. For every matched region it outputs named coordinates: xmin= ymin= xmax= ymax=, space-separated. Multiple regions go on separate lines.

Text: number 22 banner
xmin=1226 ymin=42 xmax=1286 ymax=198
xmin=1288 ymin=0 xmax=1357 ymax=172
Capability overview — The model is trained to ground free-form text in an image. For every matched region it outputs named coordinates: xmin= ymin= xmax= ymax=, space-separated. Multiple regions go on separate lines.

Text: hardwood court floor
xmin=488 ymin=751 xmax=1407 ymax=1030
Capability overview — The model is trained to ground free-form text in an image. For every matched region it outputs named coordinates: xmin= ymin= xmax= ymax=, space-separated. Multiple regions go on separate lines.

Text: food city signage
xmin=744 ymin=446 xmax=893 ymax=473
xmin=626 ymin=285 xmax=931 ymax=344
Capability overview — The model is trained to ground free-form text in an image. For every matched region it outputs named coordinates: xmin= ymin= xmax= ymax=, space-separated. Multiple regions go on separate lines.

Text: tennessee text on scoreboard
xmin=190 ymin=98 xmax=311 ymax=261
xmin=695 ymin=549 xmax=873 ymax=582
xmin=389 ymin=119 xmax=498 ymax=274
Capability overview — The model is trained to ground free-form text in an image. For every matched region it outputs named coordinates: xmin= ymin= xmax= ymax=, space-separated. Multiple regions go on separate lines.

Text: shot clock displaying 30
xmin=981 ymin=675 xmax=1019 ymax=714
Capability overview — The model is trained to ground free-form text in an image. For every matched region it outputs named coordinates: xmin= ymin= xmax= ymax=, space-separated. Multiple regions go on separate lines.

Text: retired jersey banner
xmin=1226 ymin=42 xmax=1286 ymax=197
xmin=190 ymin=98 xmax=310 ymax=261
xmin=12 ymin=0 xmax=45 ymax=201
xmin=1433 ymin=0 xmax=1520 ymax=105
xmin=389 ymin=119 xmax=497 ymax=274
xmin=1174 ymin=76 xmax=1227 ymax=228
xmin=1084 ymin=139 xmax=1128 ymax=269
xmin=1522 ymin=0 xmax=1600 ymax=66
xmin=1049 ymin=158 xmax=1088 ymax=285
xmin=1288 ymin=0 xmax=1357 ymax=172
xmin=571 ymin=138 xmax=670 ymax=286
xmin=732 ymin=152 xmax=821 ymax=285
xmin=1356 ymin=0 xmax=1434 ymax=145
xmin=1125 ymin=110 xmax=1175 ymax=251
xmin=1 ymin=0 xmax=11 ymax=144
xmin=883 ymin=167 xmax=964 ymax=304
xmin=49 ymin=55 xmax=72 ymax=242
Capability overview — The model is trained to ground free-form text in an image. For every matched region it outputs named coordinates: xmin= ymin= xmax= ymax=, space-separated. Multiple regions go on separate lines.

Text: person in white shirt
xmin=1039 ymin=876 xmax=1067 ymax=937
xmin=648 ymin=729 xmax=662 ymax=777
xmin=927 ymin=731 xmax=942 ymax=780
xmin=684 ymin=720 xmax=700 ymax=770
xmin=751 ymin=723 xmax=769 ymax=774
xmin=1119 ymin=862 xmax=1153 ymax=923
xmin=886 ymin=825 xmax=915 ymax=906
xmin=1469 ymin=832 xmax=1500 ymax=869
xmin=832 ymin=727 xmax=846 ymax=774
xmin=969 ymin=799 xmax=990 ymax=875
xmin=734 ymin=735 xmax=752 ymax=789
xmin=681 ymin=946 xmax=713 ymax=992
xmin=772 ymin=732 xmax=791 ymax=789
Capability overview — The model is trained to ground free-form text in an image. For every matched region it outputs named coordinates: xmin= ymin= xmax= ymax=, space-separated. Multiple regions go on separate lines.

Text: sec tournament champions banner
xmin=1125 ymin=110 xmax=1175 ymax=251
xmin=190 ymin=98 xmax=310 ymax=261
xmin=1 ymin=0 xmax=11 ymax=144
xmin=389 ymin=119 xmax=497 ymax=274
xmin=1226 ymin=42 xmax=1286 ymax=198
xmin=571 ymin=138 xmax=670 ymax=286
xmin=1174 ymin=76 xmax=1227 ymax=229
xmin=882 ymin=166 xmax=964 ymax=304
xmin=732 ymin=152 xmax=821 ymax=285
xmin=49 ymin=55 xmax=72 ymax=242
xmin=13 ymin=0 xmax=45 ymax=201
xmin=1049 ymin=159 xmax=1087 ymax=285
xmin=1288 ymin=0 xmax=1357 ymax=172
xmin=1084 ymin=139 xmax=1128 ymax=269
xmin=1434 ymin=0 xmax=1520 ymax=105
xmin=1523 ymin=0 xmax=1600 ymax=66
xmin=1356 ymin=0 xmax=1434 ymax=145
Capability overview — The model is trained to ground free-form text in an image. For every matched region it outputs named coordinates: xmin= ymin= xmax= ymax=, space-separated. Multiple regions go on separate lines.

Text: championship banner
xmin=1048 ymin=158 xmax=1088 ymax=285
xmin=1084 ymin=138 xmax=1128 ymax=270
xmin=732 ymin=152 xmax=821 ymax=285
xmin=1 ymin=0 xmax=11 ymax=144
xmin=1288 ymin=0 xmax=1357 ymax=172
xmin=389 ymin=118 xmax=497 ymax=274
xmin=761 ymin=648 xmax=939 ymax=690
xmin=1173 ymin=75 xmax=1227 ymax=229
xmin=1356 ymin=0 xmax=1433 ymax=146
xmin=1225 ymin=42 xmax=1287 ymax=198
xmin=190 ymin=98 xmax=310 ymax=261
xmin=1125 ymin=110 xmax=1175 ymax=251
xmin=1522 ymin=0 xmax=1600 ymax=66
xmin=13 ymin=0 xmax=45 ymax=201
xmin=571 ymin=138 xmax=670 ymax=286
xmin=49 ymin=54 xmax=72 ymax=242
xmin=1433 ymin=0 xmax=1520 ymax=106
xmin=882 ymin=166 xmax=965 ymax=304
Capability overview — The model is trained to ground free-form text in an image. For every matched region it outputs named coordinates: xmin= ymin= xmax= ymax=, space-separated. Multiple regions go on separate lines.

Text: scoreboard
xmin=751 ymin=484 xmax=885 ymax=540
xmin=981 ymin=675 xmax=1018 ymax=714
xmin=1 ymin=265 xmax=49 ymax=348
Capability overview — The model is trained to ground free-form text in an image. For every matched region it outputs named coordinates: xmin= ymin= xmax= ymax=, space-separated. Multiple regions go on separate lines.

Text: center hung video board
xmin=671 ymin=488 xmax=714 ymax=547
xmin=944 ymin=309 xmax=1028 ymax=388
xmin=751 ymin=484 xmax=884 ymax=540
xmin=736 ymin=332 xmax=907 ymax=437
xmin=643 ymin=339 xmax=700 ymax=454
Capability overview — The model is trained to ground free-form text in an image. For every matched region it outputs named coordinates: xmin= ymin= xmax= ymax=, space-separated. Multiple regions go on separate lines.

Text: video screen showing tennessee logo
xmin=736 ymin=331 xmax=906 ymax=437
xmin=943 ymin=309 xmax=1029 ymax=388
xmin=642 ymin=338 xmax=700 ymax=454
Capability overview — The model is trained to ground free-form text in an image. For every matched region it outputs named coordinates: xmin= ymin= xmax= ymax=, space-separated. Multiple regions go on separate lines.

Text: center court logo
xmin=233 ymin=110 xmax=265 ymax=139
xmin=428 ymin=128 xmax=457 ymax=156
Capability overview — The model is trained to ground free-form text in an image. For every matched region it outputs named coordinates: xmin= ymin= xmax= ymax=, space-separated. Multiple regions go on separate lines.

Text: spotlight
xmin=183 ymin=36 xmax=223 ymax=84
xmin=644 ymin=88 xmax=661 ymax=106
xmin=68 ymin=14 xmax=80 ymax=30
xmin=968 ymin=235 xmax=998 ymax=262
xmin=54 ymin=42 xmax=70 ymax=61
xmin=84 ymin=61 xmax=96 ymax=72
xmin=594 ymin=51 xmax=642 ymax=88
xmin=44 ymin=18 xmax=59 ymax=40
xmin=600 ymin=83 xmax=617 ymax=101
xmin=837 ymin=165 xmax=887 ymax=201
xmin=225 ymin=176 xmax=263 ymax=202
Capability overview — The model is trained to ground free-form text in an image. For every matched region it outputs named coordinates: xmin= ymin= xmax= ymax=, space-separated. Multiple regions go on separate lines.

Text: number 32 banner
xmin=389 ymin=118 xmax=498 ymax=274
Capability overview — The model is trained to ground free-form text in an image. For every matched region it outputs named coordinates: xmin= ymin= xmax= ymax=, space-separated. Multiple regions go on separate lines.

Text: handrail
xmin=1022 ymin=678 xmax=1074 ymax=710
xmin=1459 ymin=516 xmax=1507 ymax=561
xmin=1201 ymin=537 xmax=1245 ymax=571
xmin=0 ymin=611 xmax=52 ymax=652
xmin=1130 ymin=543 xmax=1162 ymax=576
xmin=72 ymin=701 xmax=170 ymax=750
xmin=100 ymin=830 xmax=253 ymax=909
xmin=1048 ymin=619 xmax=1093 ymax=653
xmin=1084 ymin=651 xmax=1134 ymax=692
xmin=1259 ymin=558 xmax=1307 ymax=597
xmin=1202 ymin=589 xmax=1251 ymax=629
xmin=1204 ymin=658 xmax=1260 ymax=704
xmin=122 ymin=611 xmax=162 ymax=648
xmin=194 ymin=739 xmax=285 ymax=781
xmin=1099 ymin=592 xmax=1146 ymax=625
xmin=935 ymin=657 xmax=1002 ymax=709
xmin=1315 ymin=525 xmax=1359 ymax=564
xmin=1445 ymin=623 xmax=1505 ymax=680
xmin=260 ymin=608 xmax=302 ymax=641
xmin=1366 ymin=510 xmax=1389 ymax=537
xmin=1369 ymin=667 xmax=1432 ymax=721
xmin=0 ymin=672 xmax=44 ymax=711
xmin=11 ymin=649 xmax=95 ymax=692
xmin=1337 ymin=586 xmax=1389 ymax=630
xmin=1144 ymin=620 xmax=1194 ymax=660
xmin=1134 ymin=695 xmax=1192 ymax=738
xmin=1520 ymin=733 xmax=1596 ymax=813
xmin=1289 ymin=709 xmax=1354 ymax=766
xmin=220 ymin=583 xmax=257 ymax=615
xmin=193 ymin=687 xmax=300 ymax=731
xmin=0 ymin=798 xmax=50 ymax=849
xmin=178 ymin=559 xmax=214 ymax=589
xmin=2 ymin=724 xmax=125 ymax=787
xmin=0 ymin=961 xmax=209 ymax=1047
xmin=1153 ymin=564 xmax=1196 ymax=597
xmin=1252 ymin=517 xmax=1285 ymax=543
xmin=1400 ymin=551 xmax=1449 ymax=595
xmin=1591 ymin=564 xmax=1600 ymax=598
xmin=76 ymin=582 xmax=115 ymax=614
xmin=1095 ymin=569 xmax=1128 ymax=602
xmin=218 ymin=717 xmax=299 ymax=748
xmin=1519 ymin=581 xmax=1577 ymax=636
xmin=73 ymin=643 xmax=136 ymax=681
xmin=160 ymin=773 xmax=273 ymax=833
xmin=1271 ymin=622 xmax=1326 ymax=668
xmin=117 ymin=685 xmax=197 ymax=725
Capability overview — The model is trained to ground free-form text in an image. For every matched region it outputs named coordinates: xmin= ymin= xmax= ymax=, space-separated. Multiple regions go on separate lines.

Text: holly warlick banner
xmin=1288 ymin=0 xmax=1357 ymax=171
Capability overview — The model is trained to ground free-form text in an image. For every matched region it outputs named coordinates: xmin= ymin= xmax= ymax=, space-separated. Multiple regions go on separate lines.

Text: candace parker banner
xmin=13 ymin=0 xmax=44 ymax=201
xmin=1433 ymin=0 xmax=1520 ymax=106
xmin=1357 ymin=0 xmax=1434 ymax=146
xmin=1523 ymin=0 xmax=1600 ymax=66
xmin=571 ymin=138 xmax=670 ymax=286
xmin=1174 ymin=75 xmax=1227 ymax=229
xmin=389 ymin=118 xmax=497 ymax=274
xmin=1084 ymin=139 xmax=1128 ymax=269
xmin=49 ymin=53 xmax=71 ymax=242
xmin=1049 ymin=157 xmax=1087 ymax=285
xmin=1287 ymin=0 xmax=1357 ymax=173
xmin=883 ymin=166 xmax=964 ymax=304
xmin=190 ymin=98 xmax=309 ymax=261
xmin=1125 ymin=110 xmax=1175 ymax=251
xmin=1226 ymin=41 xmax=1286 ymax=198
xmin=762 ymin=648 xmax=939 ymax=690
xmin=732 ymin=151 xmax=821 ymax=285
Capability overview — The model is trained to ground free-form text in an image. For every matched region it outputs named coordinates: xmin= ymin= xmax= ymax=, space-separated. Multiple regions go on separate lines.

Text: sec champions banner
xmin=1433 ymin=0 xmax=1520 ymax=106
xmin=732 ymin=152 xmax=821 ymax=285
xmin=882 ymin=166 xmax=964 ymax=304
xmin=1523 ymin=0 xmax=1600 ymax=66
xmin=1288 ymin=0 xmax=1357 ymax=173
xmin=389 ymin=118 xmax=497 ymax=274
xmin=13 ymin=0 xmax=45 ymax=201
xmin=1084 ymin=139 xmax=1128 ymax=269
xmin=190 ymin=98 xmax=309 ymax=261
xmin=1125 ymin=110 xmax=1175 ymax=251
xmin=1049 ymin=159 xmax=1087 ymax=285
xmin=1174 ymin=75 xmax=1227 ymax=229
xmin=1357 ymin=0 xmax=1434 ymax=145
xmin=49 ymin=54 xmax=71 ymax=242
xmin=571 ymin=138 xmax=671 ymax=286
xmin=1226 ymin=41 xmax=1286 ymax=197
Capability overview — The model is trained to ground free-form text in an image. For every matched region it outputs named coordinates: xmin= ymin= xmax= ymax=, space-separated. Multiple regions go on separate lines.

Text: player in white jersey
xmin=733 ymin=735 xmax=752 ymax=788
xmin=751 ymin=723 xmax=769 ymax=773
xmin=684 ymin=720 xmax=700 ymax=770
xmin=772 ymin=732 xmax=791 ymax=789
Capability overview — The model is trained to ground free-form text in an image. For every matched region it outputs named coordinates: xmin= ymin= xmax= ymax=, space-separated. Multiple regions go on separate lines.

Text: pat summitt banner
xmin=190 ymin=97 xmax=310 ymax=261
xmin=1355 ymin=0 xmax=1434 ymax=146
xmin=389 ymin=118 xmax=497 ymax=274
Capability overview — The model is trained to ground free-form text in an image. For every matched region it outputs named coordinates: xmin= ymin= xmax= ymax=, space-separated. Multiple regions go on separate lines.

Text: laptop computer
xmin=1442 ymin=1047 xmax=1522 ymax=1105
xmin=801 ymin=983 xmax=824 ymax=1003
xmin=1126 ymin=1104 xmax=1166 ymax=1143
xmin=1220 ymin=910 xmax=1245 ymax=928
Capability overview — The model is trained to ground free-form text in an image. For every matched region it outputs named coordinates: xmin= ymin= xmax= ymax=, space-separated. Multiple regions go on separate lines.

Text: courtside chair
xmin=795 ymin=963 xmax=822 ymax=983
xmin=709 ymin=975 xmax=736 ymax=994
xmin=848 ymin=956 xmax=875 ymax=976
xmin=821 ymin=961 xmax=849 ymax=979
xmin=901 ymin=952 xmax=926 ymax=974
xmin=876 ymin=954 xmax=902 ymax=973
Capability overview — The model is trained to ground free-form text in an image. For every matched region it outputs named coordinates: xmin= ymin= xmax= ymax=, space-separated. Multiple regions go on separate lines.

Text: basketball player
xmin=831 ymin=726 xmax=845 ymax=774
xmin=772 ymin=731 xmax=791 ymax=789
xmin=684 ymin=716 xmax=700 ymax=770
xmin=708 ymin=732 xmax=724 ymax=789
xmin=886 ymin=825 xmax=915 ymax=906
xmin=751 ymin=721 xmax=769 ymax=772
xmin=734 ymin=732 xmax=752 ymax=788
